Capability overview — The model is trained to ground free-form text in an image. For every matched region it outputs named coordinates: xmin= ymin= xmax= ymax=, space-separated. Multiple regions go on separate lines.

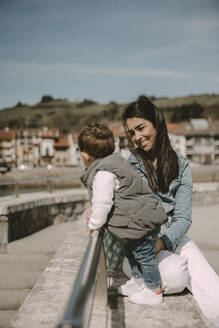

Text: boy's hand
xmin=86 ymin=207 xmax=92 ymax=235
xmin=154 ymin=238 xmax=166 ymax=254
xmin=86 ymin=207 xmax=92 ymax=225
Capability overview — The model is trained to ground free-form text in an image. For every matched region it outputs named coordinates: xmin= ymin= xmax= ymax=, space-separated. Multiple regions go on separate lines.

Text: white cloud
xmin=0 ymin=60 xmax=192 ymax=79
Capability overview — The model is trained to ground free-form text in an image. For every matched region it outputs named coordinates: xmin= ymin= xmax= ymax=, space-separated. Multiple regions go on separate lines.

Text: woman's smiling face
xmin=126 ymin=117 xmax=157 ymax=152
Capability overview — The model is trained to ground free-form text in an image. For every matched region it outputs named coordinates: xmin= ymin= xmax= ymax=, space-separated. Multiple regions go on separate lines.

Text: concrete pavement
xmin=0 ymin=221 xmax=75 ymax=328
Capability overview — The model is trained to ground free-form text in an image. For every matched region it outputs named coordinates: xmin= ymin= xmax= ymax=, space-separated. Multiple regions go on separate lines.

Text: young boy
xmin=78 ymin=123 xmax=167 ymax=305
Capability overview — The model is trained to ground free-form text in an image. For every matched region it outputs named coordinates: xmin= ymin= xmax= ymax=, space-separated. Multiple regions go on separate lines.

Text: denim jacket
xmin=128 ymin=152 xmax=193 ymax=251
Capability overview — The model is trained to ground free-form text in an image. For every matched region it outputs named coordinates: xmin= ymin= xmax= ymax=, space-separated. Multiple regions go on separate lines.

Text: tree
xmin=169 ymin=102 xmax=204 ymax=122
xmin=41 ymin=95 xmax=54 ymax=103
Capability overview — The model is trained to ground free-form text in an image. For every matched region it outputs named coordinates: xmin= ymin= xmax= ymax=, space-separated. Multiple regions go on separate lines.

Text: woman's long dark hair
xmin=122 ymin=95 xmax=179 ymax=194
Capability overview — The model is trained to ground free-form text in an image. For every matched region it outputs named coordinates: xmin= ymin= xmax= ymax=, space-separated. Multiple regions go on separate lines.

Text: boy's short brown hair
xmin=78 ymin=123 xmax=115 ymax=158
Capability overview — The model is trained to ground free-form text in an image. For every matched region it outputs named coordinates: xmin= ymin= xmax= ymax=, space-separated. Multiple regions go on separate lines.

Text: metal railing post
xmin=47 ymin=177 xmax=53 ymax=193
xmin=15 ymin=182 xmax=19 ymax=198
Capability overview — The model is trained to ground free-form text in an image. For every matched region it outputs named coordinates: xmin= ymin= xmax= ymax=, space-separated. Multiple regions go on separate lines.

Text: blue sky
xmin=0 ymin=0 xmax=219 ymax=108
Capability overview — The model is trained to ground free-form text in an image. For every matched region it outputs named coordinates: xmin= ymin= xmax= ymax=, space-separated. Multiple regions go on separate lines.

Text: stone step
xmin=0 ymin=254 xmax=50 ymax=272
xmin=0 ymin=290 xmax=30 ymax=310
xmin=0 ymin=310 xmax=16 ymax=328
xmin=0 ymin=272 xmax=41 ymax=290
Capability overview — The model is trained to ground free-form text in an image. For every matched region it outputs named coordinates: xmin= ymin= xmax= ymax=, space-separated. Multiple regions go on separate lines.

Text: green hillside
xmin=0 ymin=94 xmax=219 ymax=134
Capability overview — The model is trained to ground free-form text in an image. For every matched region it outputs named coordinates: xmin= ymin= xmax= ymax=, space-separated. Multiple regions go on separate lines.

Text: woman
xmin=122 ymin=95 xmax=219 ymax=326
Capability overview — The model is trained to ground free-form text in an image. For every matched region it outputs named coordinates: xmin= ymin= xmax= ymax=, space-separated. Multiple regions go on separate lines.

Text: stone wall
xmin=0 ymin=189 xmax=89 ymax=253
xmin=193 ymin=182 xmax=219 ymax=206
xmin=8 ymin=201 xmax=85 ymax=242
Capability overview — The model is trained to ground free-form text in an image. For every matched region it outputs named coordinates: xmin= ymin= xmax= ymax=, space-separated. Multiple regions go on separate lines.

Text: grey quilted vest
xmin=81 ymin=153 xmax=167 ymax=241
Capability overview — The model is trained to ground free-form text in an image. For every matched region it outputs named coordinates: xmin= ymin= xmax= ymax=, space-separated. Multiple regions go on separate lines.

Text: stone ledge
xmin=0 ymin=189 xmax=89 ymax=253
xmin=90 ymin=274 xmax=210 ymax=328
xmin=109 ymin=290 xmax=209 ymax=328
xmin=193 ymin=182 xmax=219 ymax=193
xmin=191 ymin=166 xmax=219 ymax=183
xmin=0 ymin=189 xmax=88 ymax=216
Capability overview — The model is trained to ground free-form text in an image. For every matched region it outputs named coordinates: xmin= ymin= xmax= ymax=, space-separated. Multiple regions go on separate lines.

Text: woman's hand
xmin=154 ymin=238 xmax=166 ymax=254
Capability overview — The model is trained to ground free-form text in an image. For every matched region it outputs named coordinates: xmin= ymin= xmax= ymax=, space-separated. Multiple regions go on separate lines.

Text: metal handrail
xmin=58 ymin=229 xmax=107 ymax=328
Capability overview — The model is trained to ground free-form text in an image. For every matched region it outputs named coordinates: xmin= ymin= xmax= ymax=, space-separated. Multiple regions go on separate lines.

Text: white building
xmin=168 ymin=119 xmax=219 ymax=165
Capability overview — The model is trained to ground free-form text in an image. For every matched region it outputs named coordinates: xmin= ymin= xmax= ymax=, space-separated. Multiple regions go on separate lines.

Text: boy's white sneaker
xmin=118 ymin=277 xmax=143 ymax=296
xmin=128 ymin=285 xmax=163 ymax=305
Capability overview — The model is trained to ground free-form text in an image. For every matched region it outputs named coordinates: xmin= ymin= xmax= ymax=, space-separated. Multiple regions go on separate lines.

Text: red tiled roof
xmin=167 ymin=123 xmax=184 ymax=135
xmin=54 ymin=138 xmax=69 ymax=148
xmin=167 ymin=123 xmax=180 ymax=133
xmin=41 ymin=133 xmax=57 ymax=139
xmin=167 ymin=120 xmax=219 ymax=136
xmin=0 ymin=130 xmax=16 ymax=140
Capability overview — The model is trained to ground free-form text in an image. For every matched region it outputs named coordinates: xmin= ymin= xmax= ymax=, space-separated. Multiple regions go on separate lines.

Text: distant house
xmin=167 ymin=123 xmax=187 ymax=157
xmin=15 ymin=127 xmax=59 ymax=167
xmin=53 ymin=137 xmax=71 ymax=166
xmin=0 ymin=128 xmax=16 ymax=166
xmin=40 ymin=130 xmax=58 ymax=166
xmin=168 ymin=119 xmax=219 ymax=164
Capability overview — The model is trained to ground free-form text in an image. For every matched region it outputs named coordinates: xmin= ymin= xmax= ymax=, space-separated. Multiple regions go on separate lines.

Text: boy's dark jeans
xmin=124 ymin=237 xmax=161 ymax=290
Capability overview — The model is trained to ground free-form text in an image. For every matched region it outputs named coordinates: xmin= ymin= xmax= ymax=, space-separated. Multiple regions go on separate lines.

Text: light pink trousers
xmin=122 ymin=235 xmax=219 ymax=327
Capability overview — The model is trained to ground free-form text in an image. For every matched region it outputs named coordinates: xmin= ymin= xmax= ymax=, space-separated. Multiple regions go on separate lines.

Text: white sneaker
xmin=128 ymin=285 xmax=163 ymax=305
xmin=118 ymin=277 xmax=144 ymax=296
